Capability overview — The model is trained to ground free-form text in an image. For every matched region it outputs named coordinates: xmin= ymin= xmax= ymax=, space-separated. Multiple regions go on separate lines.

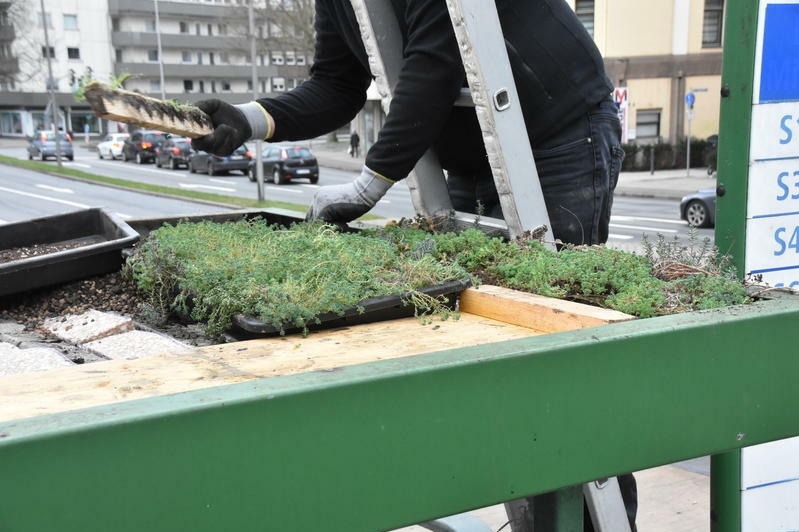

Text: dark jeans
xmin=447 ymin=97 xmax=623 ymax=245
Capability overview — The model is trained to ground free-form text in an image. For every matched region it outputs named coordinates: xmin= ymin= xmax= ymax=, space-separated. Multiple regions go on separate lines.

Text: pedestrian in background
xmin=349 ymin=130 xmax=360 ymax=158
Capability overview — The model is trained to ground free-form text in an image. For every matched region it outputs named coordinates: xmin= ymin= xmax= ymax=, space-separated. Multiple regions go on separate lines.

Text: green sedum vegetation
xmin=125 ymin=217 xmax=749 ymax=336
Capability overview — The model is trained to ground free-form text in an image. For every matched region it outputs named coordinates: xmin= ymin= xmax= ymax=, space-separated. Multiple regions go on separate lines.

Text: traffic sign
xmin=685 ymin=91 xmax=695 ymax=109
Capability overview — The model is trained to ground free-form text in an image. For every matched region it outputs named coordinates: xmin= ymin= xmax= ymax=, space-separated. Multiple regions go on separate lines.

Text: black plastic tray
xmin=0 ymin=208 xmax=139 ymax=297
xmin=231 ymin=279 xmax=472 ymax=338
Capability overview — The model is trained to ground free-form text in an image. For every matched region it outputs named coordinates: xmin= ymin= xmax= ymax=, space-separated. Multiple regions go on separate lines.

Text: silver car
xmin=27 ymin=130 xmax=74 ymax=161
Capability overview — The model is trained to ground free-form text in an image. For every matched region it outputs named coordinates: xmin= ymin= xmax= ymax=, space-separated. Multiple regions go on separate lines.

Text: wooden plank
xmin=460 ymin=285 xmax=634 ymax=333
xmin=0 ymin=313 xmax=540 ymax=423
xmin=83 ymin=82 xmax=213 ymax=138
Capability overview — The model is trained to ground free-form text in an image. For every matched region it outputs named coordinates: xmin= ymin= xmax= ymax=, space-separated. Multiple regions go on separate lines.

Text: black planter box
xmin=231 ymin=279 xmax=472 ymax=338
xmin=0 ymin=208 xmax=139 ymax=297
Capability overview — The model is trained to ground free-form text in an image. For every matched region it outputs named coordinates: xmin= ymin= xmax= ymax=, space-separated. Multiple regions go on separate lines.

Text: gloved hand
xmin=192 ymin=100 xmax=272 ymax=157
xmin=306 ymin=167 xmax=394 ymax=224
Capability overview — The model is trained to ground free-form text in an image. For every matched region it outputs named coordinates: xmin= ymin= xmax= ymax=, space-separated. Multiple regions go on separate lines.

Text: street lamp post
xmin=250 ymin=0 xmax=265 ymax=201
xmin=39 ymin=0 xmax=62 ymax=168
xmin=154 ymin=0 xmax=166 ymax=100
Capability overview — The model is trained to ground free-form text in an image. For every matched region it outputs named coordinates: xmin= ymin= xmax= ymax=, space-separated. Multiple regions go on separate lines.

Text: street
xmin=0 ymin=143 xmax=712 ymax=251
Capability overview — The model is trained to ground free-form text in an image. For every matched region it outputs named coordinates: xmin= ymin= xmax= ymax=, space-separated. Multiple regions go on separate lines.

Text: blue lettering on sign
xmin=760 ymin=4 xmax=799 ymax=102
xmin=774 ymin=226 xmax=799 ymax=256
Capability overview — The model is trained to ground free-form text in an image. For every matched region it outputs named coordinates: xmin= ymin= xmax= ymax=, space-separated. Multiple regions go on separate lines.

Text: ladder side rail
xmin=444 ymin=0 xmax=554 ymax=243
xmin=350 ymin=0 xmax=454 ymax=218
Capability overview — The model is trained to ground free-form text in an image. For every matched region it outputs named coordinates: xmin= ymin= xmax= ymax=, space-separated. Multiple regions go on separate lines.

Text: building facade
xmin=567 ymin=0 xmax=725 ymax=145
xmin=0 ymin=0 xmax=312 ymax=137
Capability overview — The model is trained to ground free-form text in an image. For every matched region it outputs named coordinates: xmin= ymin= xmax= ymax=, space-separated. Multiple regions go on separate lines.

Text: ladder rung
xmin=453 ymin=87 xmax=474 ymax=107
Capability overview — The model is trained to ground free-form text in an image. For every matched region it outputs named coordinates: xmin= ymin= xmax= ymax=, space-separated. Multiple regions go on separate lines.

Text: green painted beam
xmin=2 ymin=295 xmax=799 ymax=531
xmin=715 ymin=0 xmax=758 ymax=274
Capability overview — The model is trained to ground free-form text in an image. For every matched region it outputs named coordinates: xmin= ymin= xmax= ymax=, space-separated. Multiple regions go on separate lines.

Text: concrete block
xmin=0 ymin=342 xmax=72 ymax=376
xmin=83 ymin=330 xmax=193 ymax=360
xmin=43 ymin=310 xmax=134 ymax=344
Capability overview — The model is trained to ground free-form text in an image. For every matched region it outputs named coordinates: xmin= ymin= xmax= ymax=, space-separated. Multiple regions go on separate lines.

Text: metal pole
xmin=39 ymin=0 xmax=61 ymax=168
xmin=249 ymin=0 xmax=264 ymax=201
xmin=686 ymin=109 xmax=692 ymax=178
xmin=154 ymin=0 xmax=166 ymax=100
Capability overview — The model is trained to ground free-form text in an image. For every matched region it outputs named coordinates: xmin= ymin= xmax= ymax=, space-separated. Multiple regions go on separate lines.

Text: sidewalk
xmin=307 ymin=140 xmax=715 ymax=201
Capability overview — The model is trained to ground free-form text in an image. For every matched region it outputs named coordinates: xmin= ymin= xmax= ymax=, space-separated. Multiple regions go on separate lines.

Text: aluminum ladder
xmin=349 ymin=1 xmax=631 ymax=530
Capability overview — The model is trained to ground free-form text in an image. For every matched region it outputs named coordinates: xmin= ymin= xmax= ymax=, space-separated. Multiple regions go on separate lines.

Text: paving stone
xmin=83 ymin=330 xmax=193 ymax=360
xmin=43 ymin=310 xmax=134 ymax=344
xmin=0 ymin=321 xmax=25 ymax=335
xmin=0 ymin=342 xmax=72 ymax=376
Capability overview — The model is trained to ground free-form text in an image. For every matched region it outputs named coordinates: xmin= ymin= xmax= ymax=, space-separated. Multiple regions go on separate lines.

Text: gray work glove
xmin=192 ymin=100 xmax=271 ymax=157
xmin=306 ymin=167 xmax=394 ymax=224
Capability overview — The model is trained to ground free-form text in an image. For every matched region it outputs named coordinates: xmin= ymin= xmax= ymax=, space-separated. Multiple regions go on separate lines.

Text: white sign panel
xmin=743 ymin=2 xmax=799 ymax=530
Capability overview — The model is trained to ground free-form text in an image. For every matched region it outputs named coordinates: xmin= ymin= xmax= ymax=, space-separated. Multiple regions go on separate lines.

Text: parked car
xmin=121 ymin=130 xmax=168 ymax=164
xmin=155 ymin=136 xmax=192 ymax=169
xmin=680 ymin=188 xmax=716 ymax=228
xmin=26 ymin=130 xmax=74 ymax=161
xmin=188 ymin=144 xmax=252 ymax=175
xmin=96 ymin=133 xmax=130 ymax=160
xmin=249 ymin=145 xmax=319 ymax=184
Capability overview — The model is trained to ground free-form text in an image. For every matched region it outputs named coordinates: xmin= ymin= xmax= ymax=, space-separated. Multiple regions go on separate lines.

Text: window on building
xmin=271 ymin=52 xmax=284 ymax=65
xmin=219 ymin=51 xmax=229 ymax=63
xmin=63 ymin=14 xmax=78 ymax=30
xmin=261 ymin=79 xmax=268 ymax=93
xmin=197 ymin=52 xmax=203 ymax=64
xmin=0 ymin=44 xmax=11 ymax=58
xmin=218 ymin=23 xmax=228 ymax=35
xmin=145 ymin=19 xmax=156 ymax=32
xmin=112 ymin=17 xmax=120 ymax=31
xmin=636 ymin=110 xmax=661 ymax=142
xmin=196 ymin=23 xmax=201 ymax=35
xmin=703 ymin=0 xmax=724 ymax=48
xmin=211 ymin=80 xmax=217 ymax=93
xmin=115 ymin=48 xmax=123 ymax=62
xmin=0 ymin=9 xmax=8 ymax=27
xmin=67 ymin=48 xmax=80 ymax=60
xmin=38 ymin=12 xmax=53 ymax=29
xmin=149 ymin=79 xmax=161 ymax=93
xmin=296 ymin=54 xmax=306 ymax=66
xmin=209 ymin=52 xmax=215 ymax=65
xmin=179 ymin=21 xmax=189 ymax=33
xmin=286 ymin=51 xmax=296 ymax=65
xmin=575 ymin=0 xmax=594 ymax=37
xmin=182 ymin=50 xmax=192 ymax=63
xmin=41 ymin=46 xmax=55 ymax=59
xmin=183 ymin=79 xmax=194 ymax=92
xmin=272 ymin=77 xmax=285 ymax=91
xmin=207 ymin=24 xmax=213 ymax=36
xmin=247 ymin=79 xmax=253 ymax=91
xmin=148 ymin=49 xmax=159 ymax=62
xmin=221 ymin=80 xmax=231 ymax=91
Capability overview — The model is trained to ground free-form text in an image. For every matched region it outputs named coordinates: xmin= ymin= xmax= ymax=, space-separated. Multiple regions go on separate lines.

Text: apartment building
xmin=0 ymin=0 xmax=311 ymax=137
xmin=568 ymin=0 xmax=725 ymax=144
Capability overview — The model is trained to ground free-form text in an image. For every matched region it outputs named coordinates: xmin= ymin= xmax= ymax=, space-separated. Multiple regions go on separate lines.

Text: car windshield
xmin=286 ymin=147 xmax=312 ymax=158
xmin=144 ymin=133 xmax=164 ymax=142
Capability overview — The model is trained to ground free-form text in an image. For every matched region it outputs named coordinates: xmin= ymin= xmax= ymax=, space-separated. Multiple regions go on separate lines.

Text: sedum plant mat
xmin=124 ymin=218 xmax=750 ymax=336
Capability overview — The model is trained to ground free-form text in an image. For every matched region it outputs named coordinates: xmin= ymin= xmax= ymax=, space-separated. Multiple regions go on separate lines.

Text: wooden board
xmin=0 ymin=286 xmax=634 ymax=423
xmin=0 ymin=314 xmax=539 ymax=422
xmin=460 ymin=285 xmax=634 ymax=333
xmin=83 ymin=82 xmax=213 ymax=138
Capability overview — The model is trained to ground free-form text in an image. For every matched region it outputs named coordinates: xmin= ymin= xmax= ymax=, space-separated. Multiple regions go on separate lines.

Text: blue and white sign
xmin=685 ymin=91 xmax=695 ymax=109
xmin=743 ymin=3 xmax=799 ymax=530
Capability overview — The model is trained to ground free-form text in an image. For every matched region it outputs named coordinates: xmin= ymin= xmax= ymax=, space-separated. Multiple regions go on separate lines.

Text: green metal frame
xmin=713 ymin=2 xmax=760 ymax=530
xmin=2 ymin=295 xmax=799 ymax=531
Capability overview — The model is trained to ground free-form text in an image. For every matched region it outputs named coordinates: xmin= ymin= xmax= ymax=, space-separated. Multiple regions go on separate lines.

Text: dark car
xmin=27 ymin=130 xmax=74 ymax=161
xmin=680 ymin=188 xmax=716 ymax=228
xmin=248 ymin=145 xmax=319 ymax=185
xmin=188 ymin=144 xmax=252 ymax=175
xmin=121 ymin=130 xmax=168 ymax=164
xmin=155 ymin=136 xmax=192 ymax=169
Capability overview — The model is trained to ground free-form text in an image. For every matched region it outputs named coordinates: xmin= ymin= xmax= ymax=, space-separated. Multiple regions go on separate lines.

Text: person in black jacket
xmin=193 ymin=0 xmax=623 ymax=247
xmin=193 ymin=2 xmax=633 ymax=528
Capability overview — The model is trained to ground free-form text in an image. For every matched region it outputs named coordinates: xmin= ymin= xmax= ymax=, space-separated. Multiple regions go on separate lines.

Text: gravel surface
xmin=0 ymin=270 xmax=222 ymax=347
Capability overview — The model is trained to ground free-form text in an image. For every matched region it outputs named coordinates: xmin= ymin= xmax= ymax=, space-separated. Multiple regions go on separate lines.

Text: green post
xmin=712 ymin=1 xmax=759 ymax=531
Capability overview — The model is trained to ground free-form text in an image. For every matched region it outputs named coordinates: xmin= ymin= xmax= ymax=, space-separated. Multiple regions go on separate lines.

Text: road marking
xmin=179 ymin=183 xmax=236 ymax=192
xmin=0 ymin=186 xmax=90 ymax=208
xmin=265 ymin=185 xmax=302 ymax=194
xmin=608 ymin=233 xmax=634 ymax=240
xmin=609 ymin=223 xmax=678 ymax=234
xmin=36 ymin=184 xmax=74 ymax=194
xmin=300 ymin=184 xmax=320 ymax=189
xmin=91 ymin=161 xmax=181 ymax=177
xmin=209 ymin=178 xmax=234 ymax=185
xmin=612 ymin=215 xmax=685 ymax=225
xmin=64 ymin=162 xmax=91 ymax=169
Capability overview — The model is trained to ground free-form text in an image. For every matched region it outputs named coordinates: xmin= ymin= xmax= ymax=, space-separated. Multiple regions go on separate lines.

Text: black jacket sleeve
xmin=258 ymin=0 xmax=465 ymax=182
xmin=256 ymin=1 xmax=372 ymax=143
